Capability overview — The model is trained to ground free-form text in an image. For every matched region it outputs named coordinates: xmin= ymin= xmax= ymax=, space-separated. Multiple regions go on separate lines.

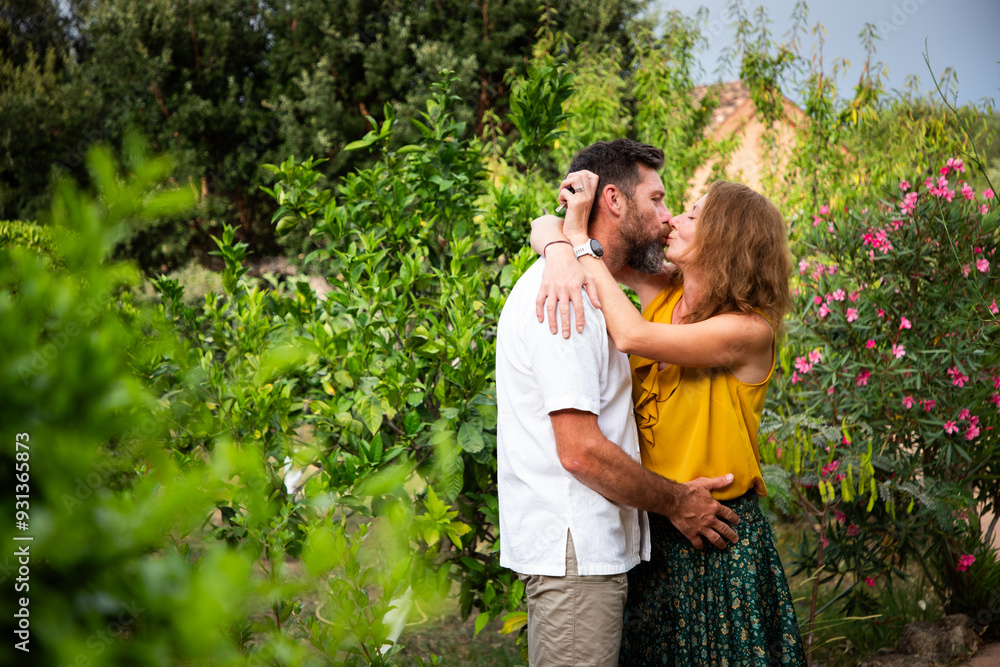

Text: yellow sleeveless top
xmin=629 ymin=285 xmax=773 ymax=500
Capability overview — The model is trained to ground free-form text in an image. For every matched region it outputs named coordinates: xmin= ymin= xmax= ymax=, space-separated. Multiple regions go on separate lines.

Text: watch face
xmin=590 ymin=239 xmax=604 ymax=258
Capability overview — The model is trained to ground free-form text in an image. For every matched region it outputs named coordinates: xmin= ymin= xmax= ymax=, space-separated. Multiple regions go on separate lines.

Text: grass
xmin=394 ymin=610 xmax=524 ymax=666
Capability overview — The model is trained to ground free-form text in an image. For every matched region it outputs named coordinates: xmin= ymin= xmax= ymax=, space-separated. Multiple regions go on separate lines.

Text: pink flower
xmin=924 ymin=177 xmax=935 ymax=189
xmin=799 ymin=259 xmax=809 ymax=274
xmin=866 ymin=339 xmax=876 ymax=349
xmin=819 ymin=205 xmax=830 ymax=215
xmin=958 ymin=408 xmax=971 ymax=420
xmin=891 ymin=344 xmax=905 ymax=359
xmin=865 ymin=576 xmax=875 ymax=587
xmin=989 ymin=393 xmax=1000 ymax=408
xmin=776 ymin=447 xmax=782 ymax=459
xmin=977 ymin=258 xmax=989 ymax=273
xmin=831 ymin=289 xmax=846 ymax=301
xmin=957 ymin=554 xmax=976 ymax=572
xmin=847 ymin=524 xmax=860 ymax=537
xmin=947 ymin=366 xmax=970 ymax=387
xmin=938 ymin=175 xmax=949 ymax=188
xmin=821 ymin=536 xmax=830 ymax=547
xmin=822 ymin=460 xmax=840 ymax=476
xmin=984 ymin=188 xmax=995 ymax=200
xmin=794 ymin=356 xmax=813 ymax=374
xmin=992 ymin=300 xmax=1000 ymax=315
xmin=856 ymin=369 xmax=871 ymax=386
xmin=946 ymin=158 xmax=966 ymax=173
xmin=877 ymin=308 xmax=885 ymax=317
xmin=834 ymin=510 xmax=846 ymax=524
xmin=983 ymin=204 xmax=991 ymax=215
xmin=902 ymin=396 xmax=915 ymax=409
xmin=899 ymin=317 xmax=911 ymax=330
xmin=899 ymin=180 xmax=910 ymax=190
xmin=944 ymin=420 xmax=959 ymax=434
xmin=849 ymin=291 xmax=860 ymax=302
xmin=861 ymin=229 xmax=894 ymax=254
xmin=846 ymin=308 xmax=859 ymax=323
xmin=813 ymin=215 xmax=822 ymax=227
xmin=940 ymin=166 xmax=950 ymax=176
xmin=961 ymin=183 xmax=975 ymax=200
xmin=818 ymin=304 xmax=830 ymax=318
xmin=966 ymin=424 xmax=980 ymax=440
xmin=809 ymin=349 xmax=823 ymax=364
xmin=813 ymin=295 xmax=823 ymax=306
xmin=790 ymin=371 xmax=800 ymax=385
xmin=922 ymin=399 xmax=936 ymax=412
xmin=962 ymin=263 xmax=972 ymax=277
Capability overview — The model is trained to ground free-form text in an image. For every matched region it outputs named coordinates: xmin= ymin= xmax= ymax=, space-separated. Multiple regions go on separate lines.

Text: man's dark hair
xmin=568 ymin=139 xmax=664 ymax=223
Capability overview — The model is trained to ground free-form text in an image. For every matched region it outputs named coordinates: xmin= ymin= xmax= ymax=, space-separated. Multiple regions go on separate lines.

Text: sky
xmin=653 ymin=0 xmax=1000 ymax=106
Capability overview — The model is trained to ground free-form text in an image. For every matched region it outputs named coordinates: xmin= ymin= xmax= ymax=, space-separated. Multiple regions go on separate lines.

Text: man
xmin=496 ymin=139 xmax=740 ymax=667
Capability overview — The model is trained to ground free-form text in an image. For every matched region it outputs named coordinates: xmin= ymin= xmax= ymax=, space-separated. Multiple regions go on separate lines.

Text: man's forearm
xmin=558 ymin=428 xmax=685 ymax=517
xmin=551 ymin=409 xmax=739 ymax=548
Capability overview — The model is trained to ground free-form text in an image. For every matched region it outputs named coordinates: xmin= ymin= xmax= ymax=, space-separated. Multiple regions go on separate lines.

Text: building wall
xmin=684 ymin=84 xmax=806 ymax=208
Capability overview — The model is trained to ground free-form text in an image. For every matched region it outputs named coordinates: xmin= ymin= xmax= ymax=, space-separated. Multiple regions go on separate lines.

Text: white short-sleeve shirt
xmin=496 ymin=259 xmax=650 ymax=576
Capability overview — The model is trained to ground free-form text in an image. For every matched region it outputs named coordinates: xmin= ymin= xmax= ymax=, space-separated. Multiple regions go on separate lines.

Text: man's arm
xmin=551 ymin=409 xmax=740 ymax=550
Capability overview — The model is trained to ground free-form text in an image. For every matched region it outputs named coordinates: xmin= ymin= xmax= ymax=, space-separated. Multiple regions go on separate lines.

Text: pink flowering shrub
xmin=767 ymin=159 xmax=999 ymax=619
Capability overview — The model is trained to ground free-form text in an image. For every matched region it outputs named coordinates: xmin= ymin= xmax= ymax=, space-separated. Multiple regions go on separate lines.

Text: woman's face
xmin=665 ymin=194 xmax=705 ymax=264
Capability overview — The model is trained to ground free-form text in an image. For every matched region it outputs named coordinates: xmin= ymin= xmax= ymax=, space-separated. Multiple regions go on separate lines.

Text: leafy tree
xmin=0 ymin=0 xmax=652 ymax=270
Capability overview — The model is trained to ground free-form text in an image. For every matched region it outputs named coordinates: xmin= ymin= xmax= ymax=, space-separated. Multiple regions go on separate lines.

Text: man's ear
xmin=601 ymin=184 xmax=625 ymax=218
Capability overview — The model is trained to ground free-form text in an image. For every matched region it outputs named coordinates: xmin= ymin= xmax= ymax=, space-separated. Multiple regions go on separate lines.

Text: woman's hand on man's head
xmin=557 ymin=170 xmax=599 ymax=243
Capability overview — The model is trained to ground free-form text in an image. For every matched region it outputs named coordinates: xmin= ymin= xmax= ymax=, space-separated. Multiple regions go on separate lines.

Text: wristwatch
xmin=573 ymin=238 xmax=604 ymax=259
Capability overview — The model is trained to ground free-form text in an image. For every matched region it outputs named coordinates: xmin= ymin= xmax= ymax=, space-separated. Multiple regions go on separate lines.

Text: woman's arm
xmin=576 ymin=251 xmax=772 ymax=372
xmin=529 ymin=172 xmax=606 ymax=337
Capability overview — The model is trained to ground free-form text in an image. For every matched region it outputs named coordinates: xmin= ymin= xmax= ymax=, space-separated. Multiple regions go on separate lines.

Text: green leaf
xmin=458 ymin=420 xmax=485 ymax=454
xmin=356 ymin=393 xmax=384 ymax=434
xmin=501 ymin=611 xmax=527 ymax=635
xmin=474 ymin=612 xmax=489 ymax=637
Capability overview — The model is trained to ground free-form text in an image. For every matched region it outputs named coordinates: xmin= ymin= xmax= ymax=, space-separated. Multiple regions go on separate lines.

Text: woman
xmin=530 ymin=172 xmax=806 ymax=665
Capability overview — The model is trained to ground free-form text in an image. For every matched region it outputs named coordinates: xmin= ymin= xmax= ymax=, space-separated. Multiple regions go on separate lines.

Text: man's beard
xmin=618 ymin=204 xmax=665 ymax=274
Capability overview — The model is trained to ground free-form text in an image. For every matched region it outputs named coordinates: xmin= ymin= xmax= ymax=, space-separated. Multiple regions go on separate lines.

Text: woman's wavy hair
xmin=673 ymin=181 xmax=792 ymax=338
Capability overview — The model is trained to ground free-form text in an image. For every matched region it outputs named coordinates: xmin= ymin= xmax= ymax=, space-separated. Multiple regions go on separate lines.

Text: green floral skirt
xmin=619 ymin=491 xmax=806 ymax=666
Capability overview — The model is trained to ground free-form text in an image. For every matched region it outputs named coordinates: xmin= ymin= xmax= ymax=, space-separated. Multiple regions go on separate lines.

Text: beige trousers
xmin=519 ymin=532 xmax=629 ymax=667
